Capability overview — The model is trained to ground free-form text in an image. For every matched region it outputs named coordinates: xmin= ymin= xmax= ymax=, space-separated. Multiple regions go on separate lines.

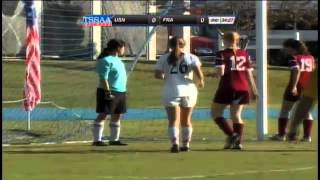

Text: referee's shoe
xmin=109 ymin=140 xmax=128 ymax=146
xmin=92 ymin=141 xmax=108 ymax=146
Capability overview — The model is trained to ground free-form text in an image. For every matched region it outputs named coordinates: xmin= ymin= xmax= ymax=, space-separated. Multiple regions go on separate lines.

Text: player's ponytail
xmin=168 ymin=36 xmax=185 ymax=65
xmin=97 ymin=39 xmax=125 ymax=59
xmin=283 ymin=39 xmax=309 ymax=55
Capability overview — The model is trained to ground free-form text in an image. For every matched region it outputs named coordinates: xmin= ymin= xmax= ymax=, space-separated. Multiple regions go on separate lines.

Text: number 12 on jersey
xmin=230 ymin=56 xmax=246 ymax=71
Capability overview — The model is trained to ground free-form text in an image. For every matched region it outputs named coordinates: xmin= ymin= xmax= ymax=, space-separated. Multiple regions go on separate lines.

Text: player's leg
xmin=108 ymin=92 xmax=128 ymax=145
xmin=166 ymin=102 xmax=181 ymax=153
xmin=271 ymin=99 xmax=296 ymax=141
xmin=180 ymin=93 xmax=197 ymax=151
xmin=108 ymin=114 xmax=127 ymax=145
xmin=302 ymin=113 xmax=313 ymax=142
xmin=211 ymin=103 xmax=235 ymax=149
xmin=93 ymin=88 xmax=109 ymax=146
xmin=180 ymin=105 xmax=193 ymax=152
xmin=230 ymin=104 xmax=244 ymax=150
xmin=92 ymin=113 xmax=108 ymax=146
xmin=211 ymin=103 xmax=233 ymax=135
xmin=288 ymin=96 xmax=315 ymax=142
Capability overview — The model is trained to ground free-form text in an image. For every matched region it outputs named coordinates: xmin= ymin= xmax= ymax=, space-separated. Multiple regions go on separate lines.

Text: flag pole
xmin=27 ymin=111 xmax=31 ymax=131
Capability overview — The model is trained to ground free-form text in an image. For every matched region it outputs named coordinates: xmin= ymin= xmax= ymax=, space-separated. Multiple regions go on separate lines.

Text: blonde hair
xmin=223 ymin=32 xmax=240 ymax=54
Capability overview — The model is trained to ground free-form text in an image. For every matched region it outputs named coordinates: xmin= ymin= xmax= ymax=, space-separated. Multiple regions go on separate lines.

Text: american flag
xmin=23 ymin=0 xmax=41 ymax=111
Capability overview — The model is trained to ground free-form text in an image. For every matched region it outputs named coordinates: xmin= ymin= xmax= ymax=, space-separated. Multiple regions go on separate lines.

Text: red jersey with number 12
xmin=288 ymin=54 xmax=315 ymax=89
xmin=215 ymin=48 xmax=253 ymax=91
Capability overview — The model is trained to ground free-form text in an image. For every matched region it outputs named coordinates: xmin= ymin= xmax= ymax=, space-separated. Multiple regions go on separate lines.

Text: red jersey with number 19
xmin=215 ymin=48 xmax=253 ymax=92
xmin=288 ymin=54 xmax=315 ymax=89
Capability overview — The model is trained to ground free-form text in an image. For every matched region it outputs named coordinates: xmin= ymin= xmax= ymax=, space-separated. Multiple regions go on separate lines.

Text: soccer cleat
xmin=269 ymin=134 xmax=286 ymax=141
xmin=224 ymin=137 xmax=233 ymax=149
xmin=109 ymin=141 xmax=128 ymax=146
xmin=232 ymin=134 xmax=243 ymax=150
xmin=224 ymin=134 xmax=239 ymax=149
xmin=180 ymin=146 xmax=191 ymax=152
xmin=286 ymin=133 xmax=298 ymax=143
xmin=170 ymin=144 xmax=179 ymax=153
xmin=92 ymin=141 xmax=108 ymax=146
xmin=300 ymin=137 xmax=312 ymax=143
xmin=232 ymin=143 xmax=243 ymax=150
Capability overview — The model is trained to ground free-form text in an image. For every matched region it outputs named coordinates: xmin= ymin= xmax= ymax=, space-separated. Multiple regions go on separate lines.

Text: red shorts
xmin=283 ymin=86 xmax=302 ymax=102
xmin=213 ymin=88 xmax=250 ymax=105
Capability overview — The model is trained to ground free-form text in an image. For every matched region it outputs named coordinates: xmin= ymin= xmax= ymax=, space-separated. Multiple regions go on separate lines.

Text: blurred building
xmin=2 ymin=0 xmax=318 ymax=64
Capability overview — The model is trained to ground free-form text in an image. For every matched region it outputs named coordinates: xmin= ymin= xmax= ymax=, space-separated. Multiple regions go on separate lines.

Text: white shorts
xmin=162 ymin=95 xmax=198 ymax=107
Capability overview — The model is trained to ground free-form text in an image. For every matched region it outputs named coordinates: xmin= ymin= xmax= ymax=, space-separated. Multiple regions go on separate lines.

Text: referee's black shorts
xmin=96 ymin=88 xmax=127 ymax=114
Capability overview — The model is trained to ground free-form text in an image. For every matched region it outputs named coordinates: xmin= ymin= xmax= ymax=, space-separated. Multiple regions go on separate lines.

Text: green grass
xmin=3 ymin=144 xmax=317 ymax=180
xmin=3 ymin=119 xmax=290 ymax=144
xmin=3 ymin=60 xmax=317 ymax=180
xmin=2 ymin=60 xmax=291 ymax=108
xmin=3 ymin=120 xmax=317 ymax=180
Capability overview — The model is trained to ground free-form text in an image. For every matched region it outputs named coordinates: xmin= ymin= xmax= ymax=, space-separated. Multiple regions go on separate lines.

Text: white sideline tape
xmin=2 ymin=98 xmax=26 ymax=103
xmin=96 ymin=166 xmax=315 ymax=179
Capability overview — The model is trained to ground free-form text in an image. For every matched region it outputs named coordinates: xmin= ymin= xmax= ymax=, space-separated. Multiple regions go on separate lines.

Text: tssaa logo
xmin=81 ymin=15 xmax=113 ymax=26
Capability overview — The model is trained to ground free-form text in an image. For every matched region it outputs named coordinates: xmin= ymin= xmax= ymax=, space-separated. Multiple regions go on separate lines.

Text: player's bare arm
xmin=247 ymin=70 xmax=258 ymax=100
xmin=101 ymin=79 xmax=111 ymax=91
xmin=194 ymin=65 xmax=204 ymax=88
xmin=289 ymin=68 xmax=301 ymax=95
xmin=215 ymin=66 xmax=224 ymax=78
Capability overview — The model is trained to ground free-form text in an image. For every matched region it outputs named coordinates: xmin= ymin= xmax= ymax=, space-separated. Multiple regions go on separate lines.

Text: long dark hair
xmin=97 ymin=39 xmax=125 ymax=59
xmin=283 ymin=39 xmax=309 ymax=55
xmin=167 ymin=36 xmax=185 ymax=65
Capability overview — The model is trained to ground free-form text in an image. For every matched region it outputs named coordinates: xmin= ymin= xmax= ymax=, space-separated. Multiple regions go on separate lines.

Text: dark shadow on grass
xmin=6 ymin=129 xmax=52 ymax=137
xmin=4 ymin=149 xmax=170 ymax=154
xmin=193 ymin=149 xmax=316 ymax=152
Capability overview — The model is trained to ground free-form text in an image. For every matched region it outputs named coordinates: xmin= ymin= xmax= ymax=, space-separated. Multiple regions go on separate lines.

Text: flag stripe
xmin=23 ymin=0 xmax=41 ymax=112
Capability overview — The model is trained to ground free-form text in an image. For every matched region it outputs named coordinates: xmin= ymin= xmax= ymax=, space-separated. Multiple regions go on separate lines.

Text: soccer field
xmin=3 ymin=122 xmax=318 ymax=180
xmin=3 ymin=60 xmax=293 ymax=108
xmin=2 ymin=60 xmax=318 ymax=180
xmin=3 ymin=120 xmax=317 ymax=180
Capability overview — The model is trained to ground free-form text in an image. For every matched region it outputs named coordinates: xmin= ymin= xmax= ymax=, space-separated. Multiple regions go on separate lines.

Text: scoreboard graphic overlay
xmin=81 ymin=15 xmax=236 ymax=26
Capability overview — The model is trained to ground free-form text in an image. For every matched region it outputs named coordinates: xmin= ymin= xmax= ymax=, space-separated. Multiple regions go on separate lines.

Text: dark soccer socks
xmin=233 ymin=123 xmax=244 ymax=144
xmin=303 ymin=119 xmax=313 ymax=139
xmin=214 ymin=117 xmax=245 ymax=150
xmin=214 ymin=117 xmax=234 ymax=136
xmin=278 ymin=117 xmax=289 ymax=137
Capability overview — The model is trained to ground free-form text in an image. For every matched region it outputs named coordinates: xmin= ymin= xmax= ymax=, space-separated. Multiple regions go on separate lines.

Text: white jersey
xmin=155 ymin=52 xmax=201 ymax=97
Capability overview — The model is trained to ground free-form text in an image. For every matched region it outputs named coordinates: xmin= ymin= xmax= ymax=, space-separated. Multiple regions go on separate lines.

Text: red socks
xmin=214 ymin=117 xmax=233 ymax=136
xmin=278 ymin=118 xmax=289 ymax=136
xmin=303 ymin=119 xmax=313 ymax=138
xmin=214 ymin=117 xmax=245 ymax=144
xmin=233 ymin=123 xmax=244 ymax=143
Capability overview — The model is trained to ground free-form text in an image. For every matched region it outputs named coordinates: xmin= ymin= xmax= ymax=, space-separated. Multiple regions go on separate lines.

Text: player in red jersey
xmin=270 ymin=39 xmax=315 ymax=142
xmin=211 ymin=32 xmax=258 ymax=150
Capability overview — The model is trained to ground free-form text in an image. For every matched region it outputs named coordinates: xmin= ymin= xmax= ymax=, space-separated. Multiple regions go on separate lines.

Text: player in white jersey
xmin=154 ymin=37 xmax=205 ymax=153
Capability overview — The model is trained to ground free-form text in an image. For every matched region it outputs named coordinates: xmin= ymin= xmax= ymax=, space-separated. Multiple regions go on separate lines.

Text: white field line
xmin=96 ymin=166 xmax=315 ymax=179
xmin=3 ymin=140 xmax=93 ymax=147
